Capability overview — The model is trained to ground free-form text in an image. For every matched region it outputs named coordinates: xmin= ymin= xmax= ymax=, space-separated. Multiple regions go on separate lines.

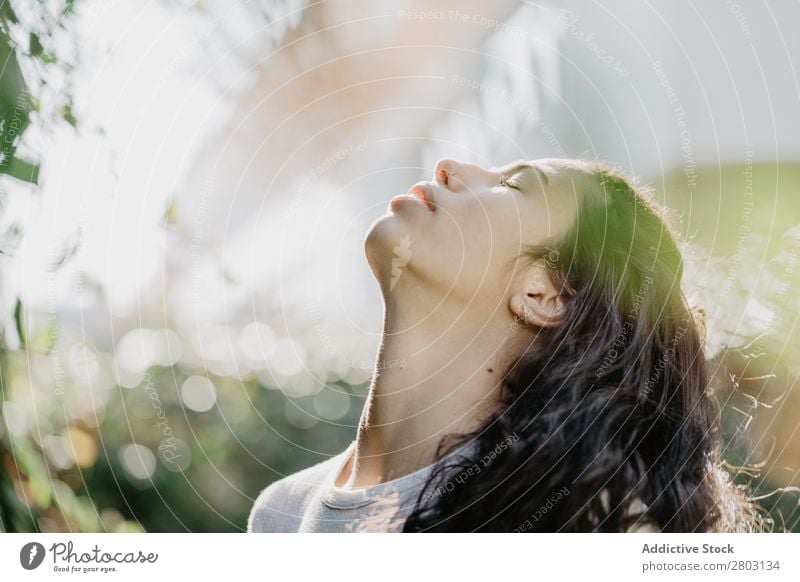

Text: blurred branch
xmin=0 ymin=0 xmax=77 ymax=532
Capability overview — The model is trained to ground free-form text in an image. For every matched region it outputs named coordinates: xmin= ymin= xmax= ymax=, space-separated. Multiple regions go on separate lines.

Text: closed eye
xmin=499 ymin=175 xmax=522 ymax=191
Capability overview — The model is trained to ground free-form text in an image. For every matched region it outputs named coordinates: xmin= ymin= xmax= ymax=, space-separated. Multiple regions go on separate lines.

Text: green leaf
xmin=29 ymin=31 xmax=59 ymax=63
xmin=0 ymin=24 xmax=34 ymax=172
xmin=0 ymin=1 xmax=19 ymax=24
xmin=28 ymin=32 xmax=42 ymax=56
xmin=1 ymin=157 xmax=40 ymax=184
xmin=63 ymin=101 xmax=76 ymax=127
xmin=14 ymin=297 xmax=25 ymax=350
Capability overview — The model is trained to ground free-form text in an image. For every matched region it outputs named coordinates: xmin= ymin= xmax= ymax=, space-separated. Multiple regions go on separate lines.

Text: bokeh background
xmin=0 ymin=0 xmax=798 ymax=532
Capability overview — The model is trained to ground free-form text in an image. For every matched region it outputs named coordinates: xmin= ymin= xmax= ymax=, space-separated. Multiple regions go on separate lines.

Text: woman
xmin=248 ymin=157 xmax=763 ymax=533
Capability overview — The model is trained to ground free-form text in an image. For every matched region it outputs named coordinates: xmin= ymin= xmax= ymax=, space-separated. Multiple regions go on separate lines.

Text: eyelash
xmin=499 ymin=176 xmax=521 ymax=190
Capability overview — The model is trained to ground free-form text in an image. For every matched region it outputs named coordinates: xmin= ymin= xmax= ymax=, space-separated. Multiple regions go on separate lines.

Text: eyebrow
xmin=501 ymin=160 xmax=549 ymax=186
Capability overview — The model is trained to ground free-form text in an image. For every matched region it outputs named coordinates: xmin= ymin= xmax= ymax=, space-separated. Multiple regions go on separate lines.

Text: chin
xmin=364 ymin=215 xmax=396 ymax=275
xmin=364 ymin=213 xmax=416 ymax=291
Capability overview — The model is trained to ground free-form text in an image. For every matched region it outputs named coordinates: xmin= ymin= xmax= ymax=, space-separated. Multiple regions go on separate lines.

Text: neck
xmin=337 ymin=278 xmax=528 ymax=488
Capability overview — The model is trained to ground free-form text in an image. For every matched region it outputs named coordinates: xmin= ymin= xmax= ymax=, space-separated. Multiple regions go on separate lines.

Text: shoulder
xmin=247 ymin=447 xmax=349 ymax=533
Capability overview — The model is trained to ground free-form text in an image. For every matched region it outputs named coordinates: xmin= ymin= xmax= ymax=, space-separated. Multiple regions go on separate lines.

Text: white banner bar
xmin=1 ymin=533 xmax=797 ymax=581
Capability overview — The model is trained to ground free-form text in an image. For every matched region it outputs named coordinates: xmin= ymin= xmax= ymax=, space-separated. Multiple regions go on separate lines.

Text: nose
xmin=433 ymin=158 xmax=496 ymax=192
xmin=433 ymin=158 xmax=462 ymax=191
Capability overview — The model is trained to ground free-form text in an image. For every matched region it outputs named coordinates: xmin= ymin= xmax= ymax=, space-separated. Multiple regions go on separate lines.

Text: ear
xmin=508 ymin=261 xmax=568 ymax=329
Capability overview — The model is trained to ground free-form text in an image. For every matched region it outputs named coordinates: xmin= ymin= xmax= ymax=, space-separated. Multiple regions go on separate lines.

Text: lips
xmin=407 ymin=183 xmax=435 ymax=212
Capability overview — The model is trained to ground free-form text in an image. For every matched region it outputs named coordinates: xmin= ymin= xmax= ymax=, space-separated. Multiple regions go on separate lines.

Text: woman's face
xmin=365 ymin=158 xmax=586 ymax=304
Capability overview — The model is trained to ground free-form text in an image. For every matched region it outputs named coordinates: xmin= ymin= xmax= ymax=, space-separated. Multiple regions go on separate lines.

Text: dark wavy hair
xmin=403 ymin=161 xmax=764 ymax=532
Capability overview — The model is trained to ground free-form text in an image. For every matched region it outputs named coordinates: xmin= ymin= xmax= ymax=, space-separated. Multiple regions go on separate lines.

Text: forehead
xmin=496 ymin=158 xmax=589 ymax=181
xmin=494 ymin=158 xmax=594 ymax=207
xmin=517 ymin=160 xmax=586 ymax=241
xmin=534 ymin=158 xmax=597 ymax=197
xmin=533 ymin=158 xmax=589 ymax=175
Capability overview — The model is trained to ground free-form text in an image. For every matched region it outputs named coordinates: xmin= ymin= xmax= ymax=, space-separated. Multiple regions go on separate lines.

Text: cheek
xmin=445 ymin=205 xmax=522 ymax=285
xmin=412 ymin=198 xmax=528 ymax=293
xmin=404 ymin=210 xmax=486 ymax=290
xmin=440 ymin=204 xmax=495 ymax=262
xmin=480 ymin=205 xmax=526 ymax=259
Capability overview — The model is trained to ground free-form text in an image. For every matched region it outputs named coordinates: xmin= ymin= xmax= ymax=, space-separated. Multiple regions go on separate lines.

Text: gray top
xmin=247 ymin=441 xmax=437 ymax=532
xmin=246 ymin=439 xmax=658 ymax=533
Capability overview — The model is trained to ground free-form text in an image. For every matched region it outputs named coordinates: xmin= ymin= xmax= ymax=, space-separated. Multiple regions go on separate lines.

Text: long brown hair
xmin=404 ymin=161 xmax=765 ymax=532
